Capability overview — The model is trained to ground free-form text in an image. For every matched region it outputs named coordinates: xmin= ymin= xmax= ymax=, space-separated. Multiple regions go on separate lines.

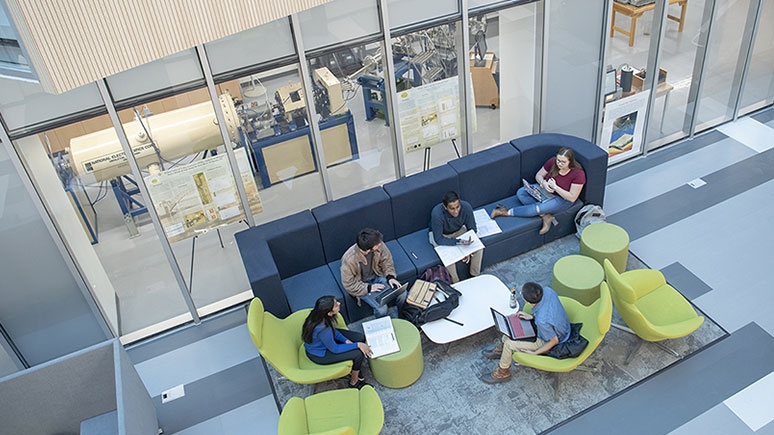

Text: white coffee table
xmin=421 ymin=274 xmax=518 ymax=344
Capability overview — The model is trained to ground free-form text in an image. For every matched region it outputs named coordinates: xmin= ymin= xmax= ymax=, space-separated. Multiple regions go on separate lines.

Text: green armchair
xmin=247 ymin=298 xmax=352 ymax=385
xmin=603 ymin=259 xmax=704 ymax=361
xmin=511 ymin=283 xmax=612 ymax=397
xmin=278 ymin=385 xmax=385 ymax=435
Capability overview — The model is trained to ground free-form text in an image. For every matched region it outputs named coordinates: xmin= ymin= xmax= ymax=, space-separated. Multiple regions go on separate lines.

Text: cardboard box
xmin=632 ymin=67 xmax=667 ymax=92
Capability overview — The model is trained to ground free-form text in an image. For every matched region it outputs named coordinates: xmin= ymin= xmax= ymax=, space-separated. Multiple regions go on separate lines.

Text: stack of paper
xmin=433 ymin=229 xmax=485 ymax=266
xmin=474 ymin=208 xmax=502 ymax=238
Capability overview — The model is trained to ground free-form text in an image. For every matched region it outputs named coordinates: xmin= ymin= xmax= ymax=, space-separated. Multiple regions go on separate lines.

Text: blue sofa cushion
xmin=447 ymin=143 xmax=522 ymax=209
xmin=383 ymin=165 xmax=459 ymax=237
xmin=397 ymin=230 xmax=442 ymax=275
xmin=510 ymin=133 xmax=608 ymax=206
xmin=258 ymin=210 xmax=327 ymax=279
xmin=312 ymin=187 xmax=396 ymax=263
xmin=283 ymin=266 xmax=348 ymax=319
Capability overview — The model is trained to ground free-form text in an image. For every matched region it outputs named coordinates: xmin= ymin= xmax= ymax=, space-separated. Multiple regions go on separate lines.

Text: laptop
xmin=374 ymin=282 xmax=408 ymax=306
xmin=490 ymin=307 xmax=537 ymax=341
xmin=523 ymin=179 xmax=556 ymax=202
xmin=362 ymin=316 xmax=400 ymax=358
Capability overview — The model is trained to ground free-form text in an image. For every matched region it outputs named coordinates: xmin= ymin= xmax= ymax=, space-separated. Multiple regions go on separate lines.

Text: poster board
xmin=600 ymin=90 xmax=650 ymax=164
xmin=145 ymin=148 xmax=262 ymax=243
xmin=397 ymin=77 xmax=462 ymax=153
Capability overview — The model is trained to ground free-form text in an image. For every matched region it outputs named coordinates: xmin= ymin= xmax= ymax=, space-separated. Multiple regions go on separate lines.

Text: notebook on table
xmin=374 ymin=282 xmax=408 ymax=306
xmin=362 ymin=316 xmax=400 ymax=358
xmin=523 ymin=179 xmax=556 ymax=202
xmin=490 ymin=307 xmax=537 ymax=341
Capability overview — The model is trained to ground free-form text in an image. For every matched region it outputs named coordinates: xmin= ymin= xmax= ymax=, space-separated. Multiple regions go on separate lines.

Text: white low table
xmin=421 ymin=274 xmax=518 ymax=344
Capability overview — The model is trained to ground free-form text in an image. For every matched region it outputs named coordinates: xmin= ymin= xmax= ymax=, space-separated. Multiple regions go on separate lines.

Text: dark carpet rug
xmin=266 ymin=235 xmax=727 ymax=434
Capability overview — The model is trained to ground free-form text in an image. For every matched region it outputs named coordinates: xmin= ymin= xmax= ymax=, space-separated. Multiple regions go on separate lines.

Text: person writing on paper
xmin=480 ymin=282 xmax=570 ymax=384
xmin=303 ymin=296 xmax=372 ymax=389
xmin=341 ymin=228 xmax=406 ymax=318
xmin=429 ymin=191 xmax=483 ymax=283
xmin=491 ymin=147 xmax=586 ymax=235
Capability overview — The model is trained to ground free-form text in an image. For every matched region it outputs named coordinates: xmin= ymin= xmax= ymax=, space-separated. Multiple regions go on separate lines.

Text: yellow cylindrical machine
xmin=69 ymin=94 xmax=240 ymax=182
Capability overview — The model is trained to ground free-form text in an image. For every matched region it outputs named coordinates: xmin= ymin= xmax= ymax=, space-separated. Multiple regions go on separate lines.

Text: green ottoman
xmin=552 ymin=254 xmax=605 ymax=306
xmin=369 ymin=318 xmax=423 ymax=388
xmin=580 ymin=222 xmax=630 ymax=273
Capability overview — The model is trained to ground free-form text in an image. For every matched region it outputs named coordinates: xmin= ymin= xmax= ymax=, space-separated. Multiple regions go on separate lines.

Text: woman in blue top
xmin=302 ymin=296 xmax=372 ymax=388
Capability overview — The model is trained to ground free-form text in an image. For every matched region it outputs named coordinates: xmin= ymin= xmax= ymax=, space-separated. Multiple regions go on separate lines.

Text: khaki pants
xmin=428 ymin=226 xmax=483 ymax=283
xmin=499 ymin=335 xmax=545 ymax=369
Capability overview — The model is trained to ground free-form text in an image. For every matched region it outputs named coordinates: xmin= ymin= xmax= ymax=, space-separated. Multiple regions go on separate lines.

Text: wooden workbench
xmin=611 ymin=0 xmax=688 ymax=47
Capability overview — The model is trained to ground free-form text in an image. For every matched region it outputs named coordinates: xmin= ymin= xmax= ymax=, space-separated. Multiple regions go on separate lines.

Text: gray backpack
xmin=575 ymin=204 xmax=606 ymax=238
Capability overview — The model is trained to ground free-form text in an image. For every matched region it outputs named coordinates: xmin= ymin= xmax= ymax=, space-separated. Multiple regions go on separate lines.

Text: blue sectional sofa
xmin=235 ymin=133 xmax=608 ymax=323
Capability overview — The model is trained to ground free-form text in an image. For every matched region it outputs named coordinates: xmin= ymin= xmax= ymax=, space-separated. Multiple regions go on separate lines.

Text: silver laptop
xmin=374 ymin=282 xmax=408 ymax=306
xmin=523 ymin=179 xmax=555 ymax=202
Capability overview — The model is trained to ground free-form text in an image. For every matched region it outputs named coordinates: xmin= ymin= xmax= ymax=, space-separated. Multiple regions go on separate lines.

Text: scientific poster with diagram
xmin=600 ymin=90 xmax=650 ymax=164
xmin=397 ymin=77 xmax=461 ymax=152
xmin=145 ymin=148 xmax=262 ymax=243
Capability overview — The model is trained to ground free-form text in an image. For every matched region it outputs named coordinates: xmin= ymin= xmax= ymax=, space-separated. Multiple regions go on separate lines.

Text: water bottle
xmin=509 ymin=287 xmax=518 ymax=309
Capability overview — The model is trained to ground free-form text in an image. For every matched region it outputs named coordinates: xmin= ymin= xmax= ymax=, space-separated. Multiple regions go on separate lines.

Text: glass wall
xmin=738 ymin=0 xmax=774 ymax=116
xmin=469 ymin=2 xmax=539 ymax=151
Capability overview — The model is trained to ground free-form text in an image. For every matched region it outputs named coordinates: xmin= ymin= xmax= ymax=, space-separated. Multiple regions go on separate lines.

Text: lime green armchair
xmin=512 ymin=282 xmax=613 ymax=373
xmin=278 ymin=385 xmax=385 ymax=435
xmin=247 ymin=298 xmax=352 ymax=385
xmin=603 ymin=259 xmax=704 ymax=361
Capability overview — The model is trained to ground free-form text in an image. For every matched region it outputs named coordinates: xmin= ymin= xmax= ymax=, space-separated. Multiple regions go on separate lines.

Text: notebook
xmin=490 ymin=307 xmax=537 ymax=341
xmin=523 ymin=179 xmax=556 ymax=202
xmin=374 ymin=282 xmax=408 ymax=306
xmin=362 ymin=316 xmax=400 ymax=358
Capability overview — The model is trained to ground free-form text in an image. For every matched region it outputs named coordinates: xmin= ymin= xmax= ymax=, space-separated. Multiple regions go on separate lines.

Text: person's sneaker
xmin=349 ymin=379 xmax=370 ymax=389
xmin=481 ymin=343 xmax=504 ymax=359
xmin=481 ymin=366 xmax=512 ymax=384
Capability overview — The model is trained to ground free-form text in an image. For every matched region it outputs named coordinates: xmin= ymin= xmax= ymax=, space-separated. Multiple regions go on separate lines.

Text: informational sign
xmin=145 ymin=148 xmax=262 ymax=243
xmin=600 ymin=90 xmax=651 ymax=164
xmin=397 ymin=77 xmax=462 ymax=152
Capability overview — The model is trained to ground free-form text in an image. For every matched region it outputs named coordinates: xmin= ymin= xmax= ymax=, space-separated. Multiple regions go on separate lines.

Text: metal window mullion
xmin=731 ymin=0 xmax=763 ymax=121
xmin=0 ymin=121 xmax=115 ymax=339
xmin=290 ymin=14 xmax=332 ymax=201
xmin=196 ymin=45 xmax=255 ymax=227
xmin=460 ymin=0 xmax=473 ymax=156
xmin=593 ymin=0 xmax=614 ymax=144
xmin=684 ymin=0 xmax=717 ymax=138
xmin=639 ymin=0 xmax=669 ymax=156
xmin=96 ymin=79 xmax=201 ymax=324
xmin=537 ymin=0 xmax=550 ymax=133
xmin=378 ymin=0 xmax=406 ymax=179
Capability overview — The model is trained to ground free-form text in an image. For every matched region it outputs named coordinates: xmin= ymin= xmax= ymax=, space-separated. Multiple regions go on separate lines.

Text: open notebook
xmin=362 ymin=316 xmax=400 ymax=358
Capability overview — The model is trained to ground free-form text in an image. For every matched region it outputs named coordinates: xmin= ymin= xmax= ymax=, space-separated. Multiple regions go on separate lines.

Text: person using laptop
xmin=429 ymin=191 xmax=484 ymax=283
xmin=490 ymin=147 xmax=586 ymax=235
xmin=480 ymin=282 xmax=571 ymax=384
xmin=341 ymin=228 xmax=406 ymax=318
xmin=303 ymin=296 xmax=372 ymax=389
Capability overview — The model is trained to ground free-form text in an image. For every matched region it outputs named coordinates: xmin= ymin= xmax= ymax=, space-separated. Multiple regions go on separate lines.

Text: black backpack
xmin=400 ymin=280 xmax=461 ymax=326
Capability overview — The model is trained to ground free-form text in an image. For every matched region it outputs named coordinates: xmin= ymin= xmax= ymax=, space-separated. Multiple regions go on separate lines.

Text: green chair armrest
xmin=278 ymin=397 xmax=309 ymax=435
xmin=358 ymin=385 xmax=385 ymax=435
xmin=644 ymin=316 xmax=705 ymax=341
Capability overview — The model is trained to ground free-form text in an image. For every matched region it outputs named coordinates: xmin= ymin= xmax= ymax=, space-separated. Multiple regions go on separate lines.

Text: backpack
xmin=420 ymin=265 xmax=453 ymax=286
xmin=400 ymin=280 xmax=461 ymax=326
xmin=575 ymin=204 xmax=606 ymax=238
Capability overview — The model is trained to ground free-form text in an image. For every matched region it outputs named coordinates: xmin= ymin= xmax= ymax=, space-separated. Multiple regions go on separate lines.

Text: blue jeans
xmin=360 ymin=276 xmax=407 ymax=318
xmin=509 ymin=187 xmax=574 ymax=217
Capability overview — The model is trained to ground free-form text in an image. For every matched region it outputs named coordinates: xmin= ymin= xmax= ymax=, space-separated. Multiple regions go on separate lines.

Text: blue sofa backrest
xmin=447 ymin=143 xmax=522 ymax=209
xmin=510 ymin=133 xmax=608 ymax=206
xmin=312 ymin=187 xmax=396 ymax=263
xmin=383 ymin=165 xmax=460 ymax=237
xmin=255 ymin=210 xmax=327 ymax=279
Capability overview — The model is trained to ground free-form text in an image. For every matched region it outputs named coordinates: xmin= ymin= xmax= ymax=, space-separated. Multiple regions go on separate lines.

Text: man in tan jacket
xmin=341 ymin=228 xmax=406 ymax=318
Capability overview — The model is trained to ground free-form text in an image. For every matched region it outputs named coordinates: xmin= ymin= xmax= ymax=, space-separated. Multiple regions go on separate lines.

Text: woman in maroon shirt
xmin=491 ymin=147 xmax=586 ymax=235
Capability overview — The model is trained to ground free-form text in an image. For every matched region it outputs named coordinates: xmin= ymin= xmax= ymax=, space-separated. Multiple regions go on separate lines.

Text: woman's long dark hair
xmin=547 ymin=147 xmax=582 ymax=179
xmin=302 ymin=296 xmax=337 ymax=344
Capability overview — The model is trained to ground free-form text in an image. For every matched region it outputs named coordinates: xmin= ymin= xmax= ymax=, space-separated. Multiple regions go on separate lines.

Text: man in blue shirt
xmin=481 ymin=282 xmax=570 ymax=384
xmin=429 ymin=191 xmax=483 ymax=283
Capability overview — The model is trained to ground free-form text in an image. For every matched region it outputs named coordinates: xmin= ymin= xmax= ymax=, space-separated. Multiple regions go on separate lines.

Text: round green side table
xmin=552 ymin=254 xmax=605 ymax=306
xmin=369 ymin=318 xmax=423 ymax=388
xmin=580 ymin=222 xmax=630 ymax=273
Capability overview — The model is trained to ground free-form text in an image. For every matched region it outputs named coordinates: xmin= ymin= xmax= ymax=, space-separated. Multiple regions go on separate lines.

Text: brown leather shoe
xmin=481 ymin=366 xmax=511 ymax=384
xmin=482 ymin=342 xmax=504 ymax=359
xmin=539 ymin=214 xmax=554 ymax=235
xmin=491 ymin=206 xmax=510 ymax=219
